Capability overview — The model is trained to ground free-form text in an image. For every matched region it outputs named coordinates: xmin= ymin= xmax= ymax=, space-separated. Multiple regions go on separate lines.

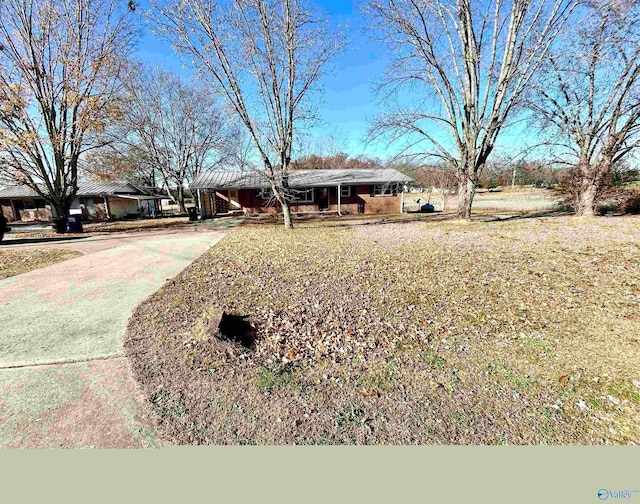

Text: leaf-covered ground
xmin=0 ymin=249 xmax=83 ymax=279
xmin=124 ymin=214 xmax=640 ymax=445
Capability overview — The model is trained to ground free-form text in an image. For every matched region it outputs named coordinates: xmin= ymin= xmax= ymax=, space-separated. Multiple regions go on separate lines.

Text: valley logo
xmin=598 ymin=489 xmax=640 ymax=500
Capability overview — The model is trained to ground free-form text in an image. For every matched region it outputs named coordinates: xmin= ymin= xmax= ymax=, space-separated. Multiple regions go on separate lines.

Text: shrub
xmin=599 ymin=187 xmax=640 ymax=215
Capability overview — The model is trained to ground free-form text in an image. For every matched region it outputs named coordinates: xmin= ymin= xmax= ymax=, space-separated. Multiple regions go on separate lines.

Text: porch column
xmin=104 ymin=195 xmax=112 ymax=220
xmin=337 ymin=184 xmax=342 ymax=216
xmin=400 ymin=186 xmax=405 ymax=213
xmin=198 ymin=189 xmax=204 ymax=219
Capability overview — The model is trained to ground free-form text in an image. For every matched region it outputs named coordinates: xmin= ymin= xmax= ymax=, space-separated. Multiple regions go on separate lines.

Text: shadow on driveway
xmin=1 ymin=235 xmax=88 ymax=246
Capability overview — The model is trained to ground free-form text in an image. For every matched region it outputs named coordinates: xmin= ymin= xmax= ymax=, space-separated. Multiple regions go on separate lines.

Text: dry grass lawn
xmin=83 ymin=217 xmax=191 ymax=233
xmin=125 ymin=214 xmax=640 ymax=445
xmin=404 ymin=188 xmax=559 ymax=212
xmin=0 ymin=249 xmax=83 ymax=279
xmin=2 ymin=217 xmax=192 ymax=242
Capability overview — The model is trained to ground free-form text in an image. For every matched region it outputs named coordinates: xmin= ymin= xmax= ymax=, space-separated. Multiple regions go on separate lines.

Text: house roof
xmin=0 ymin=185 xmax=40 ymax=198
xmin=190 ymin=168 xmax=413 ymax=190
xmin=76 ymin=180 xmax=144 ymax=196
xmin=0 ymin=180 xmax=146 ymax=199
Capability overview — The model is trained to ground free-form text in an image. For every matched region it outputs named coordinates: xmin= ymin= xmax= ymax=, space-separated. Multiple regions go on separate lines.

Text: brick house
xmin=0 ymin=181 xmax=163 ymax=223
xmin=190 ymin=168 xmax=413 ymax=217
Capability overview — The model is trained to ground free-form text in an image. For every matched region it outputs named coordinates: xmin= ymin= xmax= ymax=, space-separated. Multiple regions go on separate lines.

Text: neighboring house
xmin=190 ymin=168 xmax=413 ymax=217
xmin=0 ymin=181 xmax=164 ymax=223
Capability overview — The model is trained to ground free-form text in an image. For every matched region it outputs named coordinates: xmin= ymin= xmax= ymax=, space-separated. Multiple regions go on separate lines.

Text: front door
xmin=318 ymin=188 xmax=329 ymax=210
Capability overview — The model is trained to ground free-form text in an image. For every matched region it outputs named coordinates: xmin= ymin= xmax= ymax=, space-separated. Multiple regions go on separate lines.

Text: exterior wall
xmin=229 ymin=185 xmax=403 ymax=215
xmin=20 ymin=206 xmax=53 ymax=222
xmin=349 ymin=185 xmax=402 ymax=214
xmin=1 ymin=195 xmax=149 ymax=222
xmin=107 ymin=196 xmax=139 ymax=220
xmin=95 ymin=198 xmax=108 ymax=221
xmin=1 ymin=199 xmax=15 ymax=221
xmin=78 ymin=196 xmax=109 ymax=221
xmin=1 ymin=198 xmax=53 ymax=222
xmin=238 ymin=189 xmax=278 ymax=215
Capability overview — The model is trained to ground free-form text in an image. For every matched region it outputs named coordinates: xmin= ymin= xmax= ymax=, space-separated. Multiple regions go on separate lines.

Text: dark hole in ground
xmin=217 ymin=312 xmax=255 ymax=349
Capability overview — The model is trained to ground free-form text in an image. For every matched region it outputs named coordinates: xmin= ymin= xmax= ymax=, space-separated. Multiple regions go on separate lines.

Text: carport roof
xmin=190 ymin=168 xmax=413 ymax=190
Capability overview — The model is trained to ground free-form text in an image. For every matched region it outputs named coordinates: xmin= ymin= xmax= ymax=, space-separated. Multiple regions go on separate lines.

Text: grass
xmin=404 ymin=187 xmax=559 ymax=213
xmin=83 ymin=217 xmax=191 ymax=233
xmin=0 ymin=248 xmax=82 ymax=279
xmin=3 ymin=216 xmax=242 ymax=242
xmin=3 ymin=217 xmax=191 ymax=241
xmin=124 ymin=214 xmax=640 ymax=445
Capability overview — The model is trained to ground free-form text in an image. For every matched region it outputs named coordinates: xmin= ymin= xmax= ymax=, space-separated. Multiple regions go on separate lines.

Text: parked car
xmin=0 ymin=213 xmax=11 ymax=242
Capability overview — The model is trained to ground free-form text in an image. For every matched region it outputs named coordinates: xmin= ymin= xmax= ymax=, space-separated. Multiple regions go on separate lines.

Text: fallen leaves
xmin=0 ymin=248 xmax=82 ymax=279
xmin=123 ymin=214 xmax=640 ymax=445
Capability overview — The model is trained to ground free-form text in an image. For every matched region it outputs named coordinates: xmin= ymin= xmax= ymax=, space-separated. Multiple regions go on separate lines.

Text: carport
xmin=111 ymin=194 xmax=166 ymax=218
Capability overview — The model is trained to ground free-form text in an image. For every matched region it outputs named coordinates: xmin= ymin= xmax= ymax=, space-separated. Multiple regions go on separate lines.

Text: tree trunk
xmin=575 ymin=160 xmax=610 ymax=216
xmin=51 ymin=200 xmax=69 ymax=234
xmin=177 ymin=186 xmax=186 ymax=214
xmin=280 ymin=171 xmax=294 ymax=229
xmin=193 ymin=189 xmax=200 ymax=212
xmin=282 ymin=201 xmax=294 ymax=229
xmin=578 ymin=180 xmax=598 ymax=217
xmin=456 ymin=174 xmax=476 ymax=220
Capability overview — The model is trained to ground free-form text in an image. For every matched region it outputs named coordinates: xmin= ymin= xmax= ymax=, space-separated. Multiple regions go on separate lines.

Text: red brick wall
xmin=236 ymin=185 xmax=403 ymax=215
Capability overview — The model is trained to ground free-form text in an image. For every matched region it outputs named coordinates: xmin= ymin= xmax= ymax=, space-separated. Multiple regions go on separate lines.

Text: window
xmin=373 ymin=184 xmax=397 ymax=196
xmin=340 ymin=185 xmax=351 ymax=197
xmin=23 ymin=199 xmax=36 ymax=210
xmin=257 ymin=188 xmax=273 ymax=200
xmin=295 ymin=188 xmax=314 ymax=203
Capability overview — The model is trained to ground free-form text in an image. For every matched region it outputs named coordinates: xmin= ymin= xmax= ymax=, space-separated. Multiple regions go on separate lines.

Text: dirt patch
xmin=124 ymin=216 xmax=640 ymax=445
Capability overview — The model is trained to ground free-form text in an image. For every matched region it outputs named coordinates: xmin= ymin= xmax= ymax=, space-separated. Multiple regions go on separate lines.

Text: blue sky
xmin=134 ymin=0 xmax=537 ymax=162
xmin=135 ymin=0 xmax=393 ymax=158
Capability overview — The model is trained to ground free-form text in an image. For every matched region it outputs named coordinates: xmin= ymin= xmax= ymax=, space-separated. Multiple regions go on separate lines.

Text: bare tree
xmin=148 ymin=0 xmax=345 ymax=228
xmin=86 ymin=144 xmax=160 ymax=190
xmin=115 ymin=65 xmax=233 ymax=212
xmin=291 ymin=152 xmax=383 ymax=170
xmin=0 ymin=0 xmax=138 ymax=226
xmin=295 ymin=131 xmax=347 ymax=159
xmin=527 ymin=1 xmax=640 ymax=216
xmin=365 ymin=0 xmax=577 ymax=219
xmin=415 ymin=165 xmax=458 ymax=210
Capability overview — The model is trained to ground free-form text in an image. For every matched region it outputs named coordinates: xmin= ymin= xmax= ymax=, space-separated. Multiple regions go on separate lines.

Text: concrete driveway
xmin=0 ymin=218 xmax=241 ymax=448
